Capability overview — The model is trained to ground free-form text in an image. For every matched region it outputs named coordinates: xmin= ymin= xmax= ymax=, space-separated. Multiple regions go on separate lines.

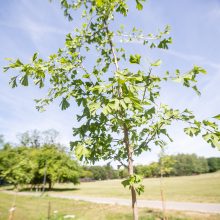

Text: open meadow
xmin=49 ymin=172 xmax=220 ymax=203
xmin=1 ymin=170 xmax=220 ymax=219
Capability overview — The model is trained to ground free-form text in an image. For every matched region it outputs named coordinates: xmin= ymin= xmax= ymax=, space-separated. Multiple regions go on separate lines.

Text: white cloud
xmin=0 ymin=21 xmax=68 ymax=36
xmin=164 ymin=49 xmax=220 ymax=70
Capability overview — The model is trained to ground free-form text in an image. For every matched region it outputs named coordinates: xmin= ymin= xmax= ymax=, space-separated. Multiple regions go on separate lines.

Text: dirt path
xmin=2 ymin=191 xmax=220 ymax=214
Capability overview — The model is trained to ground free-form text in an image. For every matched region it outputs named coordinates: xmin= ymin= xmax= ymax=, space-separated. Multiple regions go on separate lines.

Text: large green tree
xmin=0 ymin=146 xmax=35 ymax=188
xmin=0 ymin=144 xmax=80 ymax=190
xmin=30 ymin=145 xmax=80 ymax=190
xmin=4 ymin=0 xmax=220 ymax=219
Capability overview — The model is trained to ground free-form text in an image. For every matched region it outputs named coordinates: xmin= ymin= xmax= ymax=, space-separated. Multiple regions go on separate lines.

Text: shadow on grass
xmin=47 ymin=187 xmax=80 ymax=192
xmin=0 ymin=187 xmax=80 ymax=192
xmin=18 ymin=187 xmax=80 ymax=192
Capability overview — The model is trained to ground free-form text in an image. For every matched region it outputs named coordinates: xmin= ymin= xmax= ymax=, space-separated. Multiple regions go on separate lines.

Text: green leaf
xmin=124 ymin=97 xmax=131 ymax=104
xmin=121 ymin=179 xmax=130 ymax=188
xmin=20 ymin=74 xmax=29 ymax=86
xmin=9 ymin=77 xmax=17 ymax=88
xmin=75 ymin=143 xmax=90 ymax=160
xmin=146 ymin=107 xmax=155 ymax=115
xmin=89 ymin=102 xmax=101 ymax=115
xmin=96 ymin=0 xmax=103 ymax=7
xmin=213 ymin=114 xmax=220 ymax=120
xmin=203 ymin=133 xmax=220 ymax=149
xmin=136 ymin=0 xmax=143 ymax=10
xmin=203 ymin=120 xmax=217 ymax=129
xmin=136 ymin=184 xmax=144 ymax=195
xmin=3 ymin=66 xmax=10 ymax=72
xmin=114 ymin=99 xmax=120 ymax=110
xmin=103 ymin=105 xmax=111 ymax=115
xmin=32 ymin=53 xmax=38 ymax=62
xmin=82 ymin=74 xmax=90 ymax=78
xmin=15 ymin=59 xmax=23 ymax=66
xmin=151 ymin=59 xmax=162 ymax=67
xmin=192 ymin=85 xmax=201 ymax=96
xmin=129 ymin=54 xmax=141 ymax=64
xmin=212 ymin=134 xmax=220 ymax=149
xmin=193 ymin=65 xmax=207 ymax=74
xmin=35 ymin=79 xmax=44 ymax=88
xmin=10 ymin=59 xmax=23 ymax=68
xmin=184 ymin=127 xmax=200 ymax=137
xmin=120 ymin=100 xmax=127 ymax=110
xmin=158 ymin=37 xmax=172 ymax=49
xmin=60 ymin=98 xmax=70 ymax=110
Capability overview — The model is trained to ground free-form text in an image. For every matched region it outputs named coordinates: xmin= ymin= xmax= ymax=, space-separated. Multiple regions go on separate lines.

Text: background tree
xmin=84 ymin=164 xmax=119 ymax=180
xmin=0 ymin=141 xmax=80 ymax=190
xmin=207 ymin=157 xmax=220 ymax=172
xmin=17 ymin=131 xmax=31 ymax=147
xmin=134 ymin=164 xmax=159 ymax=178
xmin=119 ymin=167 xmax=129 ymax=179
xmin=4 ymin=0 xmax=220 ymax=219
xmin=30 ymin=145 xmax=80 ymax=190
xmin=159 ymin=153 xmax=176 ymax=177
xmin=17 ymin=129 xmax=60 ymax=148
xmin=0 ymin=146 xmax=34 ymax=189
xmin=17 ymin=130 xmax=41 ymax=148
xmin=0 ymin=134 xmax=4 ymax=147
xmin=170 ymin=154 xmax=209 ymax=176
xmin=42 ymin=129 xmax=59 ymax=145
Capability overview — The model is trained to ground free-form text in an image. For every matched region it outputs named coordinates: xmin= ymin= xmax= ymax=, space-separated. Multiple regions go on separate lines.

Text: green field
xmin=1 ymin=172 xmax=220 ymax=219
xmin=50 ymin=172 xmax=220 ymax=203
xmin=0 ymin=192 xmax=220 ymax=220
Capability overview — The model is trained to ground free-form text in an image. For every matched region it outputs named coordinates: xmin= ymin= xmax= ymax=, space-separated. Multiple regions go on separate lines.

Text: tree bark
xmin=131 ymin=185 xmax=138 ymax=220
xmin=124 ymin=124 xmax=138 ymax=220
xmin=48 ymin=180 xmax=52 ymax=191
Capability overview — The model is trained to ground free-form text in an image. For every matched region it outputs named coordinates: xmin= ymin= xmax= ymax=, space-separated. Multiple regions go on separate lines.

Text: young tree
xmin=4 ymin=1 xmax=220 ymax=219
xmin=159 ymin=153 xmax=176 ymax=177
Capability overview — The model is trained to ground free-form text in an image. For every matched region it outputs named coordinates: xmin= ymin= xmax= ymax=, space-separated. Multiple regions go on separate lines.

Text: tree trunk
xmin=131 ymin=185 xmax=138 ymax=220
xmin=124 ymin=124 xmax=138 ymax=220
xmin=48 ymin=180 xmax=52 ymax=191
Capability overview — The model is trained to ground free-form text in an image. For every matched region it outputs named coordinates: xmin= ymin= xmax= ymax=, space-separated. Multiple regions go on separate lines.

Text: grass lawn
xmin=0 ymin=192 xmax=220 ymax=220
xmin=49 ymin=172 xmax=220 ymax=203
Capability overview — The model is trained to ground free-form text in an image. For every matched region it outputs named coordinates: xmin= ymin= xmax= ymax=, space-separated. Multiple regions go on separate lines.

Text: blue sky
xmin=0 ymin=0 xmax=220 ymax=165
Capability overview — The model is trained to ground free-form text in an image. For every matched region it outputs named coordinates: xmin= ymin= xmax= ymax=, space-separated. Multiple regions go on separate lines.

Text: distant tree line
xmin=132 ymin=154 xmax=220 ymax=178
xmin=80 ymin=154 xmax=220 ymax=180
xmin=81 ymin=163 xmax=119 ymax=180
